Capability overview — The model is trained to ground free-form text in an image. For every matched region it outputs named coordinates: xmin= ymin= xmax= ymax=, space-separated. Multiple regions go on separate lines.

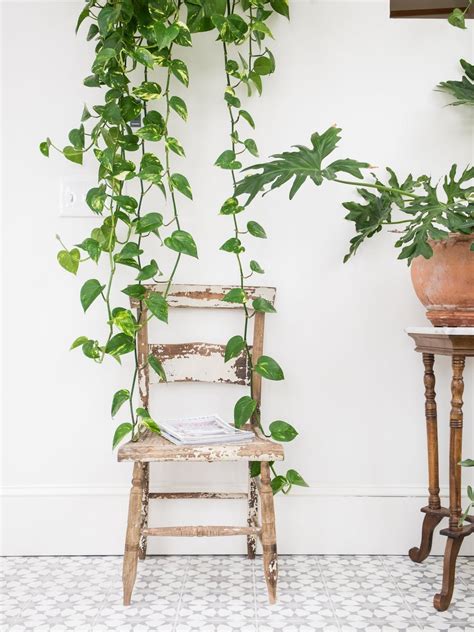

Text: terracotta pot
xmin=410 ymin=233 xmax=474 ymax=326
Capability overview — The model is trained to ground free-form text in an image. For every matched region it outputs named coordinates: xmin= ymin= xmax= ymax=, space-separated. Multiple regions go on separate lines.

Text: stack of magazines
xmin=159 ymin=414 xmax=254 ymax=445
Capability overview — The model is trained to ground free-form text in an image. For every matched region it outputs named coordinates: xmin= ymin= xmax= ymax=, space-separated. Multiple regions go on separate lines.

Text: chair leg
xmin=247 ymin=465 xmax=258 ymax=559
xmin=260 ymin=462 xmax=278 ymax=604
xmin=138 ymin=462 xmax=149 ymax=560
xmin=123 ymin=461 xmax=144 ymax=606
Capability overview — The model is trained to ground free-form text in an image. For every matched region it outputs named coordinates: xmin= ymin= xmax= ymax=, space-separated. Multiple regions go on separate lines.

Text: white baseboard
xmin=1 ymin=484 xmax=473 ymax=556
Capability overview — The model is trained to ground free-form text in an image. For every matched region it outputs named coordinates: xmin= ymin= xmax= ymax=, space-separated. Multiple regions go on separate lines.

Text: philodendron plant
xmin=41 ymin=0 xmax=307 ymax=495
xmin=235 ymin=126 xmax=474 ymax=263
xmin=235 ymin=122 xmax=474 ymax=521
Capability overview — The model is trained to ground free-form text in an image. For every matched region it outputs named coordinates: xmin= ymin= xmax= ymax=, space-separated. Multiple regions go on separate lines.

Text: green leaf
xmin=132 ymin=81 xmax=162 ymax=101
xmin=247 ymin=221 xmax=267 ymax=238
xmin=239 ymin=110 xmax=255 ymax=129
xmin=75 ymin=4 xmax=90 ymax=33
xmin=119 ymin=96 xmax=141 ymax=122
xmin=112 ymin=309 xmax=138 ymax=336
xmin=222 ymin=288 xmax=246 ymax=304
xmin=253 ymin=56 xmax=274 ymax=76
xmin=170 ymin=173 xmax=193 ymax=199
xmin=63 ymin=146 xmax=83 ymax=165
xmin=77 ymin=238 xmax=101 ymax=262
xmin=39 ymin=139 xmax=50 ymax=157
xmin=169 ymin=95 xmax=188 ymax=120
xmin=142 ymin=417 xmax=161 ymax=433
xmin=286 ymin=469 xmax=309 ymax=487
xmin=252 ymin=21 xmax=274 ymax=38
xmin=132 ymin=46 xmax=156 ymax=69
xmin=271 ymin=475 xmax=288 ymax=495
xmin=84 ymin=74 xmax=101 ymax=88
xmin=254 ymin=355 xmax=284 ymax=380
xmin=149 ymin=355 xmax=167 ymax=381
xmin=82 ymin=339 xmax=100 ymax=359
xmin=86 ymin=185 xmax=107 ymax=214
xmin=122 ymin=284 xmax=147 ymax=299
xmin=164 ymin=229 xmax=198 ymax=257
xmin=102 ymin=102 xmax=122 ymax=124
xmin=250 ymin=461 xmax=261 ymax=477
xmin=70 ymin=336 xmax=88 ymax=350
xmin=171 ymin=59 xmax=189 ymax=86
xmin=145 ymin=292 xmax=169 ymax=323
xmin=269 ymin=0 xmax=289 ymax=17
xmin=236 ymin=127 xmax=370 ymax=204
xmin=80 ymin=279 xmax=105 ymax=312
xmin=250 ymin=260 xmax=264 ymax=274
xmin=116 ymin=242 xmax=143 ymax=260
xmin=136 ymin=259 xmax=159 ymax=281
xmin=244 ymin=138 xmax=259 ymax=157
xmin=81 ymin=105 xmax=92 ymax=121
xmin=448 ymin=7 xmax=466 ymax=29
xmin=175 ymin=20 xmax=192 ymax=45
xmin=135 ymin=212 xmax=163 ymax=234
xmin=86 ymin=23 xmax=98 ymax=41
xmin=113 ymin=195 xmax=138 ymax=213
xmin=166 ymin=136 xmax=185 ymax=157
xmin=98 ymin=4 xmax=120 ymax=36
xmin=460 ymin=459 xmax=474 ymax=467
xmin=68 ymin=125 xmax=85 ymax=150
xmin=106 ymin=333 xmax=135 ymax=356
xmin=269 ymin=420 xmax=298 ymax=442
xmin=252 ymin=297 xmax=275 ymax=313
xmin=57 ymin=248 xmax=80 ymax=274
xmin=139 ymin=153 xmax=163 ymax=184
xmin=111 ymin=389 xmax=130 ymax=417
xmin=112 ymin=422 xmax=133 ymax=449
xmin=91 ymin=47 xmax=116 ymax=74
xmin=220 ymin=237 xmax=244 ymax=253
xmin=225 ymin=335 xmax=246 ymax=362
xmin=215 ymin=150 xmax=242 ymax=170
xmin=224 ymin=88 xmax=241 ymax=108
xmin=234 ymin=396 xmax=257 ymax=428
xmin=219 ymin=197 xmax=243 ymax=215
xmin=136 ymin=125 xmax=164 ymax=142
xmin=153 ymin=22 xmax=180 ymax=49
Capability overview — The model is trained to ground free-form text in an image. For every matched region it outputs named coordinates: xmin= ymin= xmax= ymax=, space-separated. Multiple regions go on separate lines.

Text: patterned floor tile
xmin=1 ymin=554 xmax=474 ymax=631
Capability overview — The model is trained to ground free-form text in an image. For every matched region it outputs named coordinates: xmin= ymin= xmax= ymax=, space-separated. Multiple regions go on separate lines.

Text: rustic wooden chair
xmin=118 ymin=283 xmax=284 ymax=606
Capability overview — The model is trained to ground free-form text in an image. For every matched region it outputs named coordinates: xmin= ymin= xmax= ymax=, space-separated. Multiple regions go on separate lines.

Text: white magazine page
xmin=159 ymin=414 xmax=253 ymax=442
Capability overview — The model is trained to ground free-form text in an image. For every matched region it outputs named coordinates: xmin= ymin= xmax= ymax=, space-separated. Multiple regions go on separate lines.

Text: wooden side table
xmin=407 ymin=327 xmax=474 ymax=611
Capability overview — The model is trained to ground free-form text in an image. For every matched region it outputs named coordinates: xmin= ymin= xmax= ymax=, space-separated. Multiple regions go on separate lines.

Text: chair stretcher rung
xmin=148 ymin=491 xmax=248 ymax=500
xmin=143 ymin=525 xmax=261 ymax=537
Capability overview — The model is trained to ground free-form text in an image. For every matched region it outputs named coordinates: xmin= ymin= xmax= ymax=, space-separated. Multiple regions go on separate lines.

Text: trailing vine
xmin=210 ymin=0 xmax=307 ymax=494
xmin=41 ymin=0 xmax=306 ymax=494
xmin=41 ymin=0 xmax=198 ymax=448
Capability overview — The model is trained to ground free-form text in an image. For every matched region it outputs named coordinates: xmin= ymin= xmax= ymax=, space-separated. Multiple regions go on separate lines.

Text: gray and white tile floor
xmin=1 ymin=555 xmax=473 ymax=631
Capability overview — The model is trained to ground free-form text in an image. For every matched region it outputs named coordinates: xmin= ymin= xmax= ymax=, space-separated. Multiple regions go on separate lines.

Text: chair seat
xmin=117 ymin=430 xmax=284 ymax=463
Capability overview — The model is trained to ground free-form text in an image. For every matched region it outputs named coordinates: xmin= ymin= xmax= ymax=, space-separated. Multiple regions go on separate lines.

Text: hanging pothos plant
xmin=41 ymin=0 xmax=307 ymax=495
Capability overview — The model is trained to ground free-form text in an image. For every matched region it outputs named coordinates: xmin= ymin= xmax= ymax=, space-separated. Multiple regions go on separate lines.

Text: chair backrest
xmin=131 ymin=284 xmax=276 ymax=416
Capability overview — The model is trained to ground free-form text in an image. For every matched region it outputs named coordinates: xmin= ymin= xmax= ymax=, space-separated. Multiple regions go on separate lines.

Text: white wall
xmin=1 ymin=0 xmax=473 ymax=555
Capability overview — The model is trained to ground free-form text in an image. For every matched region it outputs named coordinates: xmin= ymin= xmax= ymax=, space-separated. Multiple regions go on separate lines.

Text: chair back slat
xmin=131 ymin=284 xmax=276 ymax=309
xmin=134 ymin=285 xmax=275 ymax=402
xmin=149 ymin=342 xmax=251 ymax=385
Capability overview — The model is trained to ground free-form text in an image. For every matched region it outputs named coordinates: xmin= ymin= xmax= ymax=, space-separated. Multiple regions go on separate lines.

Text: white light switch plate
xmin=60 ymin=176 xmax=96 ymax=218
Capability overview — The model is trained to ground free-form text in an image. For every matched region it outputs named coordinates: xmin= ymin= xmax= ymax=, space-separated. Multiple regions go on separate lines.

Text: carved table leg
xmin=260 ymin=462 xmax=278 ymax=604
xmin=247 ymin=465 xmax=258 ymax=559
xmin=409 ymin=353 xmax=442 ymax=563
xmin=433 ymin=355 xmax=466 ymax=611
xmin=123 ymin=461 xmax=144 ymax=606
xmin=138 ymin=462 xmax=149 ymax=560
xmin=434 ymin=535 xmax=465 ymax=611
